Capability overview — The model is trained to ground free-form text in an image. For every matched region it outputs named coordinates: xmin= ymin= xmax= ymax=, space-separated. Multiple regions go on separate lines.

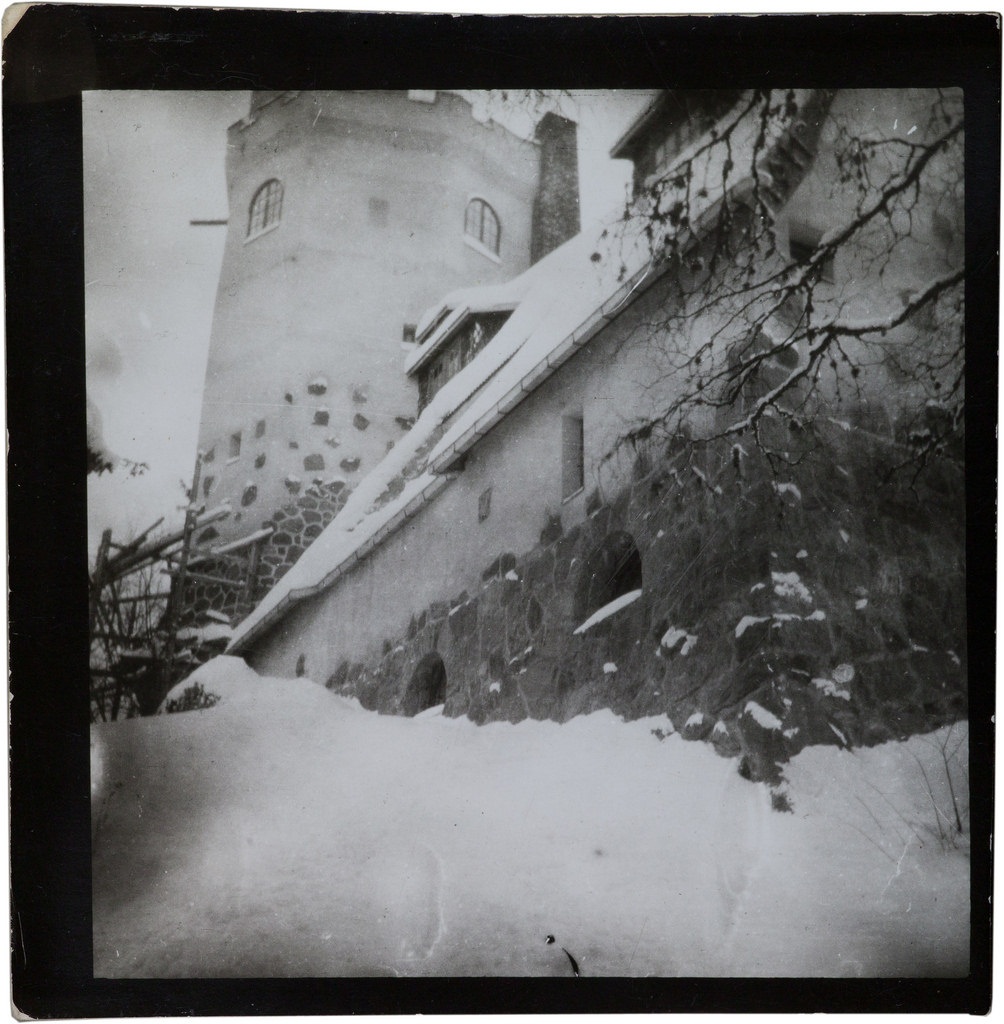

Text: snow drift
xmin=91 ymin=657 xmax=969 ymax=978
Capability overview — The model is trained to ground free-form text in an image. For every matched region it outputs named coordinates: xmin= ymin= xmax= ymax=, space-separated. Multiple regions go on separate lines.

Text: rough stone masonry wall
xmin=322 ymin=419 xmax=966 ymax=786
xmin=180 ymin=479 xmax=351 ymax=627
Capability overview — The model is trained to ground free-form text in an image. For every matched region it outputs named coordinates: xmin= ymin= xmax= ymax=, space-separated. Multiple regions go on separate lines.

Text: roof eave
xmin=228 ymin=473 xmax=453 ymax=654
xmin=609 ymin=92 xmax=668 ymax=161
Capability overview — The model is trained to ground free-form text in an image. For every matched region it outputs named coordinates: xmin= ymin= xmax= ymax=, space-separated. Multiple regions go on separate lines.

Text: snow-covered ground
xmin=91 ymin=657 xmax=969 ymax=978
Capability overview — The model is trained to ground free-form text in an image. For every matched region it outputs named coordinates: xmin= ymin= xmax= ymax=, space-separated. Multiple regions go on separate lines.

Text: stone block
xmin=326 ymin=660 xmax=350 ymax=691
xmin=526 ymin=595 xmax=544 ymax=634
xmin=735 ymin=703 xmax=789 ymax=783
xmin=500 ymin=578 xmax=522 ymax=607
xmin=447 ymin=597 xmax=478 ymax=640
xmin=708 ymin=720 xmax=742 ymax=758
xmin=539 ymin=513 xmax=563 ymax=546
xmin=681 ymin=710 xmax=713 ymax=741
xmin=585 ymin=505 xmax=612 ymax=539
xmin=523 ymin=550 xmax=554 ymax=592
xmin=734 ymin=616 xmax=771 ymax=661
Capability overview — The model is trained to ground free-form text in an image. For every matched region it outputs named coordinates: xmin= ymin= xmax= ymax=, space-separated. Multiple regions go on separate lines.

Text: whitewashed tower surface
xmin=196 ymin=90 xmax=579 ymax=543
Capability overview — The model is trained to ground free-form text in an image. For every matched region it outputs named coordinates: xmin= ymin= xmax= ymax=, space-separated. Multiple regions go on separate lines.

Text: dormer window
xmin=610 ymin=90 xmax=742 ymax=196
xmin=788 ymin=223 xmax=835 ymax=283
xmin=247 ymin=179 xmax=283 ymax=239
xmin=464 ymin=198 xmax=500 ymax=256
xmin=414 ymin=310 xmax=511 ymax=411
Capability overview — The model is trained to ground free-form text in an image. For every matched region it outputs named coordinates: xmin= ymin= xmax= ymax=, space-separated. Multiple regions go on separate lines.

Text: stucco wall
xmin=198 ymin=91 xmax=544 ymax=541
xmin=243 ymin=265 xmax=688 ymax=681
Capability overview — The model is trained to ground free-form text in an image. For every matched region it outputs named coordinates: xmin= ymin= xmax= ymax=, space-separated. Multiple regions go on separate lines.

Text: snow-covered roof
xmin=608 ymin=91 xmax=665 ymax=161
xmin=229 ymin=90 xmax=818 ymax=655
xmin=405 ymin=282 xmax=526 ymax=377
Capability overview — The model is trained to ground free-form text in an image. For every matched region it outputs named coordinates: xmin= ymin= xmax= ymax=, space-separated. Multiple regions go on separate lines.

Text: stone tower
xmin=195 ymin=90 xmax=578 ymax=544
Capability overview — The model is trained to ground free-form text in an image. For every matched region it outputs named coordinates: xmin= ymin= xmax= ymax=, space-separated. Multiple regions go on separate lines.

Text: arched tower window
xmin=464 ymin=198 xmax=500 ymax=255
xmin=247 ymin=179 xmax=283 ymax=238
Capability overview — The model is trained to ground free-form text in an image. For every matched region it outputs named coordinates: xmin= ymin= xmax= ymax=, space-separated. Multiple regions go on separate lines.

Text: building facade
xmin=195 ymin=90 xmax=579 ymax=545
xmin=225 ymin=89 xmax=964 ymax=780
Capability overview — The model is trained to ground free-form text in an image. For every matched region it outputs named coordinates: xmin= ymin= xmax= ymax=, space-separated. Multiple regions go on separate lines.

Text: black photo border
xmin=6 ymin=7 xmax=998 ymax=1016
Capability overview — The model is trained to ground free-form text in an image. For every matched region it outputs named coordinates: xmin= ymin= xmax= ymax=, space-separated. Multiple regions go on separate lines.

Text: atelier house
xmin=221 ymin=88 xmax=965 ymax=777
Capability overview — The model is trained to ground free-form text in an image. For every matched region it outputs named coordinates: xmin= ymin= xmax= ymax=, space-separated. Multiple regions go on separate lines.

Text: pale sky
xmin=84 ymin=89 xmax=655 ymax=553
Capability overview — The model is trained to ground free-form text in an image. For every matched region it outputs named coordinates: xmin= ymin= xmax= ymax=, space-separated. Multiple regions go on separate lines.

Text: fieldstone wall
xmin=256 ymin=480 xmax=350 ymax=596
xmin=178 ymin=552 xmax=249 ymax=627
xmin=179 ymin=479 xmax=351 ymax=626
xmin=321 ymin=421 xmax=966 ymax=785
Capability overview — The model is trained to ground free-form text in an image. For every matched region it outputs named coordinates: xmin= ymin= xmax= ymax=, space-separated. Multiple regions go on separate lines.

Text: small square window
xmin=229 ymin=432 xmax=242 ymax=459
xmin=255 ymin=419 xmax=266 ymax=438
xmin=202 ymin=446 xmax=215 ymax=464
xmin=561 ymin=413 xmax=584 ymax=500
xmin=369 ymin=197 xmax=388 ymax=227
xmin=478 ymin=486 xmax=492 ymax=523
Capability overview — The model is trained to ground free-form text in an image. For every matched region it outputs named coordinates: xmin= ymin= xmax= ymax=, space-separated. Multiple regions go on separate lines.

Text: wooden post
xmin=161 ymin=453 xmax=203 ymax=688
xmin=89 ymin=528 xmax=112 ymax=635
xmin=241 ymin=537 xmax=263 ymax=612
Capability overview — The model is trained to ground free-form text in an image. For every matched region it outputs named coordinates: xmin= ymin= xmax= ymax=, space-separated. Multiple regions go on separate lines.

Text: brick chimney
xmin=530 ymin=112 xmax=580 ymax=264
